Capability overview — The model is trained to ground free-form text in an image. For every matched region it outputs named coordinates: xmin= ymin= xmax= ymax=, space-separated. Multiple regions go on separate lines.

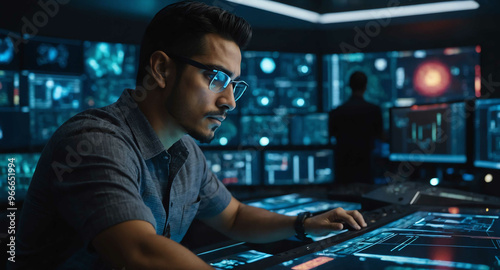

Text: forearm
xmin=94 ymin=222 xmax=214 ymax=270
xmin=125 ymin=234 xmax=215 ymax=270
xmin=225 ymin=204 xmax=296 ymax=243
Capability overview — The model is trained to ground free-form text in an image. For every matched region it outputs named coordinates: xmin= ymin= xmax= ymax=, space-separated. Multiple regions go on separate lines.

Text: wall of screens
xmin=0 ymin=32 xmax=139 ymax=152
xmin=0 ymin=27 xmax=494 ymax=190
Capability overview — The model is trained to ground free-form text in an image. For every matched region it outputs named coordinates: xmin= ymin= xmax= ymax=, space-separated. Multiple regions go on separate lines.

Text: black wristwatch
xmin=294 ymin=211 xmax=313 ymax=241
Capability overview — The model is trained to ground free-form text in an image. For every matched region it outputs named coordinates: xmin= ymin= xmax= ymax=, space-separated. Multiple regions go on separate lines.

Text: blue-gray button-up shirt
xmin=11 ymin=89 xmax=232 ymax=269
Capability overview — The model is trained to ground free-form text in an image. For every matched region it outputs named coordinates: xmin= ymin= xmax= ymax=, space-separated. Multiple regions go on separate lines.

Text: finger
xmin=324 ymin=208 xmax=364 ymax=230
xmin=328 ymin=222 xmax=344 ymax=231
xmin=347 ymin=210 xmax=367 ymax=227
xmin=335 ymin=211 xmax=361 ymax=230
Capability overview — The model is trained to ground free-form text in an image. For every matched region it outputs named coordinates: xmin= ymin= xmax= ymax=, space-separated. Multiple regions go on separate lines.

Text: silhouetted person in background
xmin=329 ymin=71 xmax=383 ymax=186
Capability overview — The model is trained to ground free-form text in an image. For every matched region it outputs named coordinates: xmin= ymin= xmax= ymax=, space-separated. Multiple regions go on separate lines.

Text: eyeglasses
xmin=167 ymin=53 xmax=248 ymax=101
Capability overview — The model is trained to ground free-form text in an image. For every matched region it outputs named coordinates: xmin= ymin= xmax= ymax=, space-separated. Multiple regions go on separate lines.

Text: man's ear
xmin=149 ymin=51 xmax=174 ymax=89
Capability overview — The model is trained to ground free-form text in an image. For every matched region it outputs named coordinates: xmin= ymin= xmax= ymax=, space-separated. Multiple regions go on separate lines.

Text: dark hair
xmin=136 ymin=1 xmax=252 ymax=84
xmin=349 ymin=71 xmax=367 ymax=93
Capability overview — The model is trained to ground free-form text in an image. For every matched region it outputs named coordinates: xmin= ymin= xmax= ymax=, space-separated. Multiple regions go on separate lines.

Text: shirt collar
xmin=116 ymin=89 xmax=169 ymax=160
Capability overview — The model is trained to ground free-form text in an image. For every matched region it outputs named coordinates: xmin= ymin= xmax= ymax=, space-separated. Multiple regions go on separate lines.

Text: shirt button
xmin=163 ymin=156 xmax=168 ymax=160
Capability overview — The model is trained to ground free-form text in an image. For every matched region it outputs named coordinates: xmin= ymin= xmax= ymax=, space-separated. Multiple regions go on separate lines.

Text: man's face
xmin=166 ymin=34 xmax=241 ymax=143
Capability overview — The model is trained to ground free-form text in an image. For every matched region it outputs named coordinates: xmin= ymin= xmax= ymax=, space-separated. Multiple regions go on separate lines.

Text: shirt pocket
xmin=175 ymin=196 xmax=201 ymax=241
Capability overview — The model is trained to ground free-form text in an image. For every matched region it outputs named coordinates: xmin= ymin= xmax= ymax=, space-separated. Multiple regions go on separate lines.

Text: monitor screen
xmin=395 ymin=46 xmax=480 ymax=105
xmin=264 ymin=150 xmax=334 ymax=185
xmin=203 ymin=150 xmax=260 ymax=186
xmin=198 ymin=242 xmax=273 ymax=270
xmin=290 ymin=114 xmax=329 ymax=145
xmin=210 ymin=249 xmax=272 ymax=270
xmin=267 ymin=209 xmax=500 ymax=269
xmin=239 ymin=51 xmax=317 ymax=115
xmin=240 ymin=115 xmax=289 ymax=146
xmin=0 ymin=30 xmax=20 ymax=70
xmin=83 ymin=41 xmax=138 ymax=108
xmin=245 ymin=193 xmax=316 ymax=211
xmin=22 ymin=36 xmax=83 ymax=73
xmin=0 ymin=153 xmax=41 ymax=203
xmin=0 ymin=71 xmax=21 ymax=107
xmin=0 ymin=111 xmax=30 ymax=151
xmin=389 ymin=102 xmax=467 ymax=163
xmin=475 ymin=99 xmax=500 ymax=169
xmin=27 ymin=73 xmax=82 ymax=110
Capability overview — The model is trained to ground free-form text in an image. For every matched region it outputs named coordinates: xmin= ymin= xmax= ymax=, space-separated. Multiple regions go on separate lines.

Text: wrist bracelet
xmin=294 ymin=211 xmax=313 ymax=241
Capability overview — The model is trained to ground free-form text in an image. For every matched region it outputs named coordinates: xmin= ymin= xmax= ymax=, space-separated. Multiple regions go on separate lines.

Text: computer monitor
xmin=264 ymin=150 xmax=334 ymax=185
xmin=22 ymin=36 xmax=83 ymax=73
xmin=239 ymin=51 xmax=317 ymax=115
xmin=0 ymin=111 xmax=30 ymax=151
xmin=83 ymin=41 xmax=138 ymax=108
xmin=26 ymin=72 xmax=82 ymax=147
xmin=265 ymin=208 xmax=500 ymax=269
xmin=27 ymin=73 xmax=82 ymax=110
xmin=475 ymin=99 xmax=500 ymax=169
xmin=240 ymin=115 xmax=289 ymax=146
xmin=290 ymin=113 xmax=329 ymax=145
xmin=0 ymin=30 xmax=20 ymax=70
xmin=246 ymin=193 xmax=361 ymax=217
xmin=389 ymin=101 xmax=467 ymax=163
xmin=395 ymin=46 xmax=480 ymax=105
xmin=203 ymin=150 xmax=260 ymax=186
xmin=245 ymin=193 xmax=315 ymax=211
xmin=0 ymin=70 xmax=21 ymax=107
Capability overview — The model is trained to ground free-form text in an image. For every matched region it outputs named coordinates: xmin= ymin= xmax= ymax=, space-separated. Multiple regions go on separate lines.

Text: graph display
xmin=268 ymin=210 xmax=500 ymax=269
xmin=475 ymin=99 xmax=500 ymax=169
xmin=203 ymin=150 xmax=260 ymax=186
xmin=264 ymin=150 xmax=334 ymax=185
xmin=389 ymin=102 xmax=467 ymax=163
xmin=0 ymin=71 xmax=20 ymax=107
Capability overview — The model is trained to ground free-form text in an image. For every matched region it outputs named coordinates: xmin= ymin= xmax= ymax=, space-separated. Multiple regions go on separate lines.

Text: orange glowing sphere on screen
xmin=413 ymin=60 xmax=451 ymax=97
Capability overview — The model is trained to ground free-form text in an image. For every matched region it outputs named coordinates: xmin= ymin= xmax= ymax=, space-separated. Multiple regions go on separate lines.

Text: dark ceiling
xmin=0 ymin=0 xmax=499 ymax=49
xmin=2 ymin=0 xmax=499 ymax=31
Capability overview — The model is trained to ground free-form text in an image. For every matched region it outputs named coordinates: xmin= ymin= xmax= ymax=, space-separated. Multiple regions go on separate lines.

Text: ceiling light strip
xmin=319 ymin=1 xmax=480 ymax=24
xmin=227 ymin=0 xmax=320 ymax=23
xmin=226 ymin=0 xmax=479 ymax=24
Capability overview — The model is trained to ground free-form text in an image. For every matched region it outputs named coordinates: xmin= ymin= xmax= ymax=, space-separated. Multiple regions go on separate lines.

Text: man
xmin=12 ymin=2 xmax=366 ymax=269
xmin=329 ymin=71 xmax=383 ymax=186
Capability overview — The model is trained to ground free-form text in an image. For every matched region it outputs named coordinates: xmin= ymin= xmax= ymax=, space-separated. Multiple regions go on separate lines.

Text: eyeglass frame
xmin=166 ymin=53 xmax=248 ymax=101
